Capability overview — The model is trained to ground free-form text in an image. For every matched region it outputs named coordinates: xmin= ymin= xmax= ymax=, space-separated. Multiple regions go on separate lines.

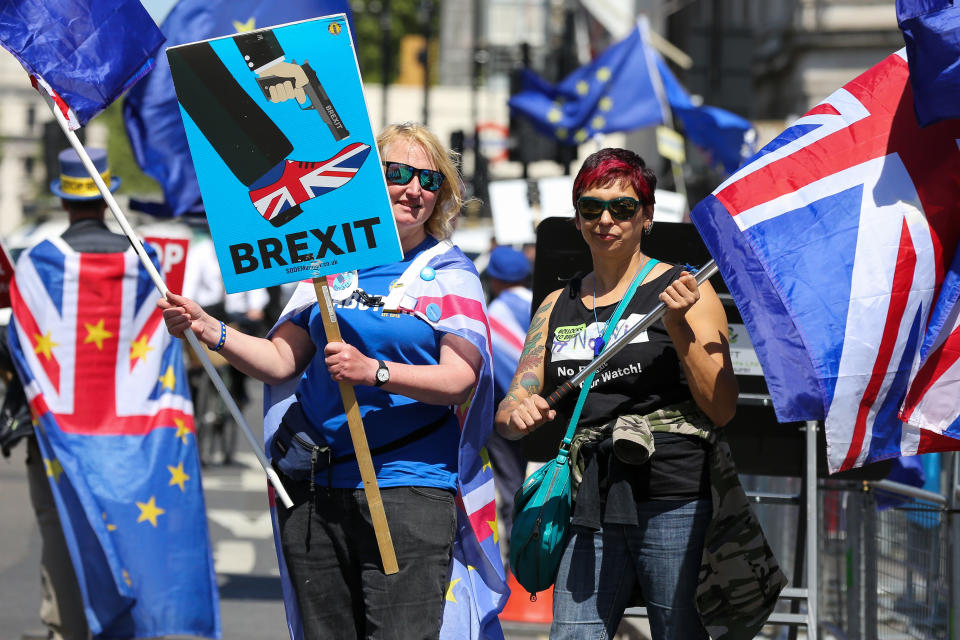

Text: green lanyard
xmin=558 ymin=258 xmax=659 ymax=457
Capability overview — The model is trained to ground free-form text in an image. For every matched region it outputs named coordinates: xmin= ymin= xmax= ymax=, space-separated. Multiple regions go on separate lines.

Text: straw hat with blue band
xmin=50 ymin=148 xmax=121 ymax=200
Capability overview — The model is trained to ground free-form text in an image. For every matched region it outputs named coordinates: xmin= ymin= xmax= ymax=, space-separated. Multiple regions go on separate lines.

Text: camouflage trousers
xmin=568 ymin=403 xmax=788 ymax=640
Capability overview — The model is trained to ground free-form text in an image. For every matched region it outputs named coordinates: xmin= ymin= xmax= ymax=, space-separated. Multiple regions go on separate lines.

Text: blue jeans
xmin=551 ymin=498 xmax=712 ymax=640
xmin=277 ymin=485 xmax=456 ymax=640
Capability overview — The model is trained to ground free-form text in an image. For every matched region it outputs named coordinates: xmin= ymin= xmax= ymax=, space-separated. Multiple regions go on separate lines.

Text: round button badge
xmin=419 ymin=266 xmax=436 ymax=282
xmin=425 ymin=303 xmax=442 ymax=322
xmin=326 ymin=270 xmax=359 ymax=302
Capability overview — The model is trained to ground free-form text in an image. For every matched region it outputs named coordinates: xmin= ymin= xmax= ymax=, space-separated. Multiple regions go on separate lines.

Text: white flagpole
xmin=43 ymin=93 xmax=294 ymax=509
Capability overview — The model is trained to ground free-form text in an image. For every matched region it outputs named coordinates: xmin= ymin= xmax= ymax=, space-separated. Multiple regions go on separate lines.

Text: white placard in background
xmin=728 ymin=323 xmax=765 ymax=377
xmin=538 ymin=175 xmax=576 ymax=219
xmin=653 ymin=189 xmax=687 ymax=223
xmin=488 ymin=179 xmax=536 ymax=245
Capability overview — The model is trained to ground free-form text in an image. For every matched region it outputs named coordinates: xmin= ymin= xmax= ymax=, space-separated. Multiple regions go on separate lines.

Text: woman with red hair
xmin=495 ymin=148 xmax=739 ymax=639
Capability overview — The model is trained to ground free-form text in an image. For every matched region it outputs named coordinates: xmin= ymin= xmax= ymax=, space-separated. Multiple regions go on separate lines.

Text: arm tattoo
xmin=519 ymin=372 xmax=541 ymax=395
xmin=503 ymin=298 xmax=554 ymax=404
xmin=517 ymin=345 xmax=544 ymax=373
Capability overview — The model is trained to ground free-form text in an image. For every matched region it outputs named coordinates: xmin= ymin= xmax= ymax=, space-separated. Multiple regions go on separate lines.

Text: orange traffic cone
xmin=500 ymin=569 xmax=553 ymax=624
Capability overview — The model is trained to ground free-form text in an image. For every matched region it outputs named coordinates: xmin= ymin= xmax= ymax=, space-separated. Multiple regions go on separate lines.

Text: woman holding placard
xmin=160 ymin=123 xmax=495 ymax=639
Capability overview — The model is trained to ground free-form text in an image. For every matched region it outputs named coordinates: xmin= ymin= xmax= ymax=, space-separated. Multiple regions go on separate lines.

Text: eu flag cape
xmin=263 ymin=240 xmax=508 ymax=640
xmin=691 ymin=50 xmax=960 ymax=473
xmin=8 ymin=237 xmax=220 ymax=638
xmin=123 ymin=0 xmax=353 ymax=216
xmin=0 ymin=0 xmax=164 ymax=129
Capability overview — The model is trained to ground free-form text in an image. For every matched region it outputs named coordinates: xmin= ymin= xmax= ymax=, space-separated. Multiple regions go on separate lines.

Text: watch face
xmin=377 ymin=367 xmax=389 ymax=383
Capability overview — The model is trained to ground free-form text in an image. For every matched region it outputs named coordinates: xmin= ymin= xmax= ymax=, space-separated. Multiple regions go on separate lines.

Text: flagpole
xmin=42 ymin=93 xmax=294 ymax=509
xmin=546 ymin=259 xmax=717 ymax=409
xmin=639 ymin=16 xmax=689 ymax=204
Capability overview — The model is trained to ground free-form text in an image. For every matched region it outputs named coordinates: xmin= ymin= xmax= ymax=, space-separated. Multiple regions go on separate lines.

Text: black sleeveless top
xmin=545 ymin=263 xmax=710 ymax=526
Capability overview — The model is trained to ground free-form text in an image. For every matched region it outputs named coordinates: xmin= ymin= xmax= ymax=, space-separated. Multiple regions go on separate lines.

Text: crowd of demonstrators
xmin=496 ymin=148 xmax=741 ymax=639
xmin=483 ymin=245 xmax=533 ymax=558
xmin=161 ymin=123 xmax=495 ymax=639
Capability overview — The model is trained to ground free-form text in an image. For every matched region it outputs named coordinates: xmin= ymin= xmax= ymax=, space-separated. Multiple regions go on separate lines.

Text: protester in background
xmin=182 ymin=227 xmax=268 ymax=464
xmin=17 ymin=149 xmax=132 ymax=640
xmin=9 ymin=149 xmax=221 ymax=639
xmin=495 ymin=148 xmax=739 ymax=639
xmin=484 ymin=245 xmax=533 ymax=558
xmin=160 ymin=123 xmax=496 ymax=639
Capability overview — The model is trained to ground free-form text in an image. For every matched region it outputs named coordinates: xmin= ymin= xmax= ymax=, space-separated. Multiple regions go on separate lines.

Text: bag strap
xmin=330 ymin=410 xmax=452 ymax=465
xmin=556 ymin=258 xmax=660 ymax=461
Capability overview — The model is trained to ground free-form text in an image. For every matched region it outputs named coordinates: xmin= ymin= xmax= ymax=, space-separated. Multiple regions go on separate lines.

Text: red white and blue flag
xmin=249 ymin=142 xmax=371 ymax=224
xmin=7 ymin=238 xmax=220 ymax=637
xmin=691 ymin=50 xmax=960 ymax=473
xmin=488 ymin=287 xmax=532 ymax=404
xmin=263 ymin=239 xmax=507 ymax=639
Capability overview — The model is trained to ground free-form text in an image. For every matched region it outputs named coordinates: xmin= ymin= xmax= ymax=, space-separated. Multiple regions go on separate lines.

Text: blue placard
xmin=167 ymin=15 xmax=400 ymax=293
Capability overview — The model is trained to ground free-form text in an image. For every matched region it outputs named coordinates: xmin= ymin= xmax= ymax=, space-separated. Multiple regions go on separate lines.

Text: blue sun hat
xmin=487 ymin=246 xmax=531 ymax=282
xmin=50 ymin=148 xmax=121 ymax=200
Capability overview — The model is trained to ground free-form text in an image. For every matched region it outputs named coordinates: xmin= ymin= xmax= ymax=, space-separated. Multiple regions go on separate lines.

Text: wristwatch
xmin=374 ymin=359 xmax=390 ymax=387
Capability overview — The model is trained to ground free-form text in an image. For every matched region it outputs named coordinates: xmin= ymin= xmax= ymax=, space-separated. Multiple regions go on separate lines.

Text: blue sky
xmin=140 ymin=0 xmax=178 ymax=25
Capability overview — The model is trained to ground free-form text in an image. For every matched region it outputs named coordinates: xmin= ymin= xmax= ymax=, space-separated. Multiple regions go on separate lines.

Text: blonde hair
xmin=377 ymin=122 xmax=463 ymax=240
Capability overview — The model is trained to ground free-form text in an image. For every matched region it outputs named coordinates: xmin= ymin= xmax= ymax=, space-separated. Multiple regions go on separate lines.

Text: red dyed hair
xmin=571 ymin=148 xmax=657 ymax=212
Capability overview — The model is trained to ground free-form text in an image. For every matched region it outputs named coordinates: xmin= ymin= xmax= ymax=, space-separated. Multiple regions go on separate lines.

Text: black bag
xmin=0 ymin=334 xmax=33 ymax=458
xmin=270 ymin=401 xmax=331 ymax=482
xmin=271 ymin=401 xmax=453 ymax=483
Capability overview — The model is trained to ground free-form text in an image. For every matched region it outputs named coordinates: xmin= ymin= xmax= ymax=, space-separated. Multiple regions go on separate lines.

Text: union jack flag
xmin=691 ymin=50 xmax=960 ymax=473
xmin=249 ymin=142 xmax=371 ymax=224
xmin=7 ymin=237 xmax=220 ymax=637
xmin=264 ymin=239 xmax=507 ymax=640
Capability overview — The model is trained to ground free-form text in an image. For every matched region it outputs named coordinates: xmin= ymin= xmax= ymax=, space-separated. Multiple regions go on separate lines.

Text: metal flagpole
xmin=43 ymin=93 xmax=294 ymax=509
xmin=546 ymin=260 xmax=718 ymax=408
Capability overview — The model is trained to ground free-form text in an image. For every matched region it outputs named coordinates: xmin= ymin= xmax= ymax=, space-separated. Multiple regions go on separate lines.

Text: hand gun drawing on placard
xmin=257 ymin=62 xmax=350 ymax=141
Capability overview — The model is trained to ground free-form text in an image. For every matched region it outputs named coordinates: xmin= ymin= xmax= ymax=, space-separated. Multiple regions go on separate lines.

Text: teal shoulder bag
xmin=509 ymin=259 xmax=658 ymax=598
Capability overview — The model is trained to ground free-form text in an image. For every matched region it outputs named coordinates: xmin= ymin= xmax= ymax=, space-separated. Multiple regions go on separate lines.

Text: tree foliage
xmin=350 ymin=0 xmax=439 ymax=83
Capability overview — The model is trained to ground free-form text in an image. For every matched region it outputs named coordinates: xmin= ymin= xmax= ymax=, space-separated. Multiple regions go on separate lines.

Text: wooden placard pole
xmin=313 ymin=278 xmax=398 ymax=575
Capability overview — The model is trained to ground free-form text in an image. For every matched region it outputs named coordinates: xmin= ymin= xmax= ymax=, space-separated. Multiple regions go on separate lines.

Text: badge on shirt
xmin=326 ymin=270 xmax=359 ymax=302
xmin=554 ymin=323 xmax=586 ymax=342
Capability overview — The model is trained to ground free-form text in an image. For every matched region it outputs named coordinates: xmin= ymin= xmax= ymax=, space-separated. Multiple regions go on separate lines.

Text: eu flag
xmin=654 ymin=55 xmax=755 ymax=174
xmin=897 ymin=0 xmax=960 ymax=126
xmin=8 ymin=240 xmax=220 ymax=638
xmin=0 ymin=0 xmax=164 ymax=129
xmin=508 ymin=17 xmax=754 ymax=174
xmin=123 ymin=0 xmax=354 ymax=217
xmin=508 ymin=17 xmax=668 ymax=145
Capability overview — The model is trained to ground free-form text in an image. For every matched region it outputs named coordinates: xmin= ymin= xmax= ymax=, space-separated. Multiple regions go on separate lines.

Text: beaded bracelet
xmin=209 ymin=320 xmax=227 ymax=352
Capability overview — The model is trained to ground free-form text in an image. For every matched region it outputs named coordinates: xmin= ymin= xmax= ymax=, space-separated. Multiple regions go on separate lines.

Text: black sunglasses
xmin=382 ymin=161 xmax=445 ymax=192
xmin=576 ymin=196 xmax=642 ymax=221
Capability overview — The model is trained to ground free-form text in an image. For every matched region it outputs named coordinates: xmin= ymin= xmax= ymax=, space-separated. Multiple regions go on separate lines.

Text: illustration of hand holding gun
xmin=167 ymin=27 xmax=367 ymax=227
xmin=255 ymin=60 xmax=351 ymax=143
